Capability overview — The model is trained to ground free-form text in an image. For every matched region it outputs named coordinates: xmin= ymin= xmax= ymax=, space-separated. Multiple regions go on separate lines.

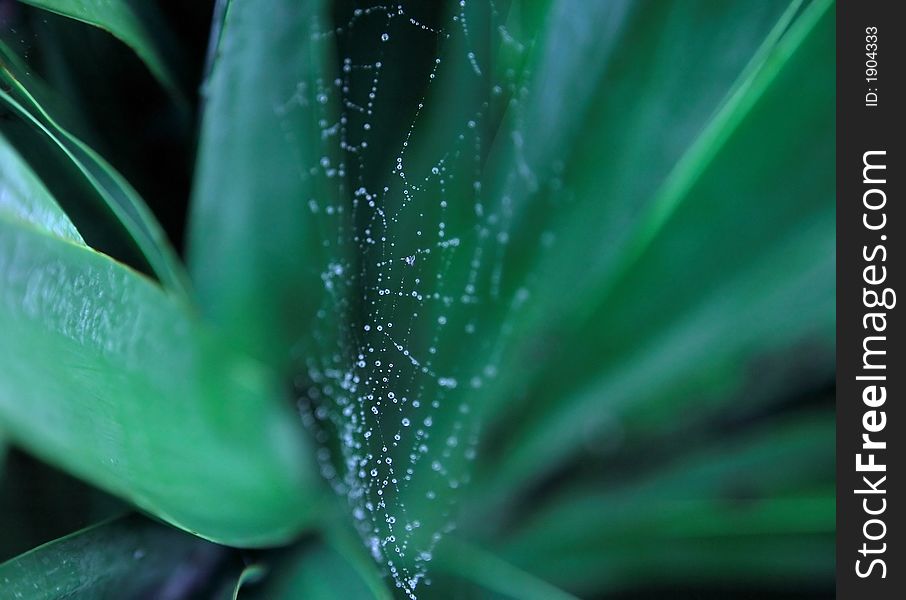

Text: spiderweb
xmin=279 ymin=2 xmax=544 ymax=596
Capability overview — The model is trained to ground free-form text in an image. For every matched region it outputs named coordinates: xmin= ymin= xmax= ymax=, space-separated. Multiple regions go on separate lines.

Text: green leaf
xmin=434 ymin=540 xmax=578 ymax=600
xmin=0 ymin=214 xmax=319 ymax=546
xmin=269 ymin=546 xmax=383 ymax=599
xmin=0 ymin=514 xmax=229 ymax=599
xmin=0 ymin=64 xmax=190 ymax=298
xmin=0 ymin=130 xmax=83 ymax=244
xmin=0 ymin=39 xmax=149 ymax=268
xmin=245 ymin=539 xmax=392 ymax=600
xmin=17 ymin=0 xmax=180 ymax=100
xmin=188 ymin=0 xmax=340 ymax=369
xmin=497 ymin=415 xmax=834 ymax=593
xmin=505 ymin=414 xmax=834 ymax=545
xmin=474 ymin=0 xmax=834 ymax=499
xmin=321 ymin=525 xmax=395 ymax=600
xmin=217 ymin=563 xmax=267 ymax=600
xmin=0 ymin=447 xmax=124 ymax=564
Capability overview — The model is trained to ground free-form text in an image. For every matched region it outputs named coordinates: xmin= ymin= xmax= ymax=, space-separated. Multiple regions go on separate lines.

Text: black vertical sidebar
xmin=837 ymin=1 xmax=903 ymax=598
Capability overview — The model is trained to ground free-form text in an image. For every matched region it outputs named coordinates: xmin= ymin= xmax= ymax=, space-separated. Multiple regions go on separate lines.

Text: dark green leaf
xmin=0 ymin=64 xmax=190 ymax=298
xmin=497 ymin=415 xmax=834 ymax=593
xmin=0 ymin=514 xmax=226 ymax=599
xmin=245 ymin=538 xmax=392 ymax=600
xmin=17 ymin=0 xmax=180 ymax=99
xmin=434 ymin=540 xmax=578 ymax=600
xmin=0 ymin=449 xmax=124 ymax=563
xmin=188 ymin=0 xmax=340 ymax=369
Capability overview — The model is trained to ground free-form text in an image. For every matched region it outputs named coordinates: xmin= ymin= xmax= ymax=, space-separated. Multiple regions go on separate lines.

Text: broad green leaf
xmin=17 ymin=0 xmax=180 ymax=99
xmin=0 ymin=214 xmax=320 ymax=545
xmin=0 ymin=131 xmax=83 ymax=244
xmin=0 ymin=64 xmax=190 ymax=298
xmin=188 ymin=0 xmax=341 ymax=370
xmin=0 ymin=514 xmax=230 ymax=599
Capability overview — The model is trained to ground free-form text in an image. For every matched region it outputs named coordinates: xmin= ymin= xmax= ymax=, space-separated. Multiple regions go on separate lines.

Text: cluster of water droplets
xmin=278 ymin=3 xmax=544 ymax=597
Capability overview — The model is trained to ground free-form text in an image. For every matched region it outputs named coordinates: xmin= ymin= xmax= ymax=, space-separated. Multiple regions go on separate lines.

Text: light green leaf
xmin=0 ymin=214 xmax=320 ymax=546
xmin=17 ymin=0 xmax=180 ymax=99
xmin=0 ymin=514 xmax=229 ymax=599
xmin=188 ymin=0 xmax=340 ymax=370
xmin=0 ymin=130 xmax=83 ymax=244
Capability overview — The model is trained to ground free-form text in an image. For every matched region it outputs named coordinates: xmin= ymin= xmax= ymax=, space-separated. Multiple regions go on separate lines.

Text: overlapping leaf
xmin=17 ymin=0 xmax=180 ymax=98
xmin=0 ymin=58 xmax=189 ymax=297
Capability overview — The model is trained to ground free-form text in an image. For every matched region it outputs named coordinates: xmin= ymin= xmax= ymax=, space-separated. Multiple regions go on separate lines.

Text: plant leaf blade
xmin=0 ymin=514 xmax=232 ymax=599
xmin=0 ymin=215 xmax=319 ymax=546
xmin=17 ymin=0 xmax=180 ymax=98
xmin=188 ymin=0 xmax=339 ymax=369
xmin=0 ymin=66 xmax=189 ymax=297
